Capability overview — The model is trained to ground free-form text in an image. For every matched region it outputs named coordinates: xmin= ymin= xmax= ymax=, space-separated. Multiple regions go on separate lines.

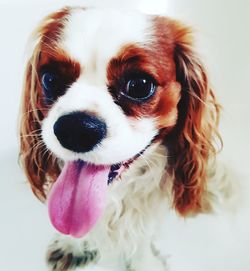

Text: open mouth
xmin=48 ymin=148 xmax=147 ymax=238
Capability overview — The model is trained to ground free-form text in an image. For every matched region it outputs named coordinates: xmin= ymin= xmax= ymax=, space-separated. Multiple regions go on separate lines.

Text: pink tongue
xmin=48 ymin=161 xmax=110 ymax=238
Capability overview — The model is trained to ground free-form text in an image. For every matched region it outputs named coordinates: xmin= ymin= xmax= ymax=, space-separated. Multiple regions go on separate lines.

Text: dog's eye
xmin=41 ymin=72 xmax=58 ymax=94
xmin=122 ymin=77 xmax=156 ymax=102
xmin=41 ymin=72 xmax=65 ymax=103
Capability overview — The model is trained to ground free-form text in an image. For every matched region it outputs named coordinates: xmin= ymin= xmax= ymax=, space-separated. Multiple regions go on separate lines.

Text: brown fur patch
xmin=38 ymin=53 xmax=81 ymax=100
xmin=19 ymin=8 xmax=75 ymax=201
xmin=153 ymin=16 xmax=222 ymax=215
xmin=106 ymin=35 xmax=181 ymax=131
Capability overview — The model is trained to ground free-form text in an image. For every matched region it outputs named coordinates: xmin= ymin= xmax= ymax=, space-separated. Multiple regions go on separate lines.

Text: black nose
xmin=53 ymin=112 xmax=107 ymax=153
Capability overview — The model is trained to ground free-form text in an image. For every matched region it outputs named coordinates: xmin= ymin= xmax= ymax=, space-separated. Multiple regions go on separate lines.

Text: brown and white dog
xmin=19 ymin=6 xmax=230 ymax=271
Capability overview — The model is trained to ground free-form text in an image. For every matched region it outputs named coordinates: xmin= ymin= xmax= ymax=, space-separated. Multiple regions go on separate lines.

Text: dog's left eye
xmin=122 ymin=77 xmax=156 ymax=102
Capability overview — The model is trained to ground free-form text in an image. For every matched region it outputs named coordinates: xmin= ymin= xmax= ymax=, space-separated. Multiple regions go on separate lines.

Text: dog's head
xmin=20 ymin=7 xmax=221 ymax=236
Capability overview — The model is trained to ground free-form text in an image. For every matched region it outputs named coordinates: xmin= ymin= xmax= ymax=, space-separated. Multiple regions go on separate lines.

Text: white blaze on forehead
xmin=61 ymin=8 xmax=151 ymax=84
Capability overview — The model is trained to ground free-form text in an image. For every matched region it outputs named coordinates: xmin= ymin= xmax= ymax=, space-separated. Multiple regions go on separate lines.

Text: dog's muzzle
xmin=53 ymin=112 xmax=107 ymax=153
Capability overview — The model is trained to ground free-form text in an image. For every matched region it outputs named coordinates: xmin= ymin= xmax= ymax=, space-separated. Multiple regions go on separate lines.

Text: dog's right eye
xmin=41 ymin=72 xmax=59 ymax=101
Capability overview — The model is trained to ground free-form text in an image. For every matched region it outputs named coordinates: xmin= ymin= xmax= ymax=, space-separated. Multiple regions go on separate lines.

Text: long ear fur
xmin=19 ymin=52 xmax=60 ymax=201
xmin=19 ymin=10 xmax=69 ymax=201
xmin=167 ymin=23 xmax=222 ymax=215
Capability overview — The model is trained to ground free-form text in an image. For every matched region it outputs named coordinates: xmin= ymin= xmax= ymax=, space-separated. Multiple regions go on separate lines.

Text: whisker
xmin=137 ymin=153 xmax=153 ymax=173
xmin=32 ymin=140 xmax=45 ymax=150
xmin=21 ymin=131 xmax=42 ymax=138
xmin=20 ymin=134 xmax=40 ymax=138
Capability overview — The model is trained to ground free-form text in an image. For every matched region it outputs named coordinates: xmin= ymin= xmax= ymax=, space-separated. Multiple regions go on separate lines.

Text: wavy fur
xmin=19 ymin=8 xmax=232 ymax=271
xmin=165 ymin=22 xmax=222 ymax=215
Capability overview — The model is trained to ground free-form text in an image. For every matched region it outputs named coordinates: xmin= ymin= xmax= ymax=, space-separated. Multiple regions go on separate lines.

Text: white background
xmin=0 ymin=0 xmax=250 ymax=270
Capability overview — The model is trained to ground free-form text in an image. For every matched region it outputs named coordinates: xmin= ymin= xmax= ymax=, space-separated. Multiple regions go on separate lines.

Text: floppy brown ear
xmin=166 ymin=22 xmax=222 ymax=215
xmin=18 ymin=10 xmax=68 ymax=201
xmin=19 ymin=52 xmax=60 ymax=201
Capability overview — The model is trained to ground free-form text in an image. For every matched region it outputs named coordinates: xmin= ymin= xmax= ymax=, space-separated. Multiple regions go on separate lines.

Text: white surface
xmin=0 ymin=0 xmax=250 ymax=270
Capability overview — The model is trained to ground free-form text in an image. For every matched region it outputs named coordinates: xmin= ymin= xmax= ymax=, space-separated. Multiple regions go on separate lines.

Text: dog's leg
xmin=46 ymin=235 xmax=100 ymax=271
xmin=126 ymin=242 xmax=168 ymax=271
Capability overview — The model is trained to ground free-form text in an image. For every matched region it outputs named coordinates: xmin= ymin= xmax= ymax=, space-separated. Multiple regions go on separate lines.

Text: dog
xmin=19 ymin=6 xmax=231 ymax=271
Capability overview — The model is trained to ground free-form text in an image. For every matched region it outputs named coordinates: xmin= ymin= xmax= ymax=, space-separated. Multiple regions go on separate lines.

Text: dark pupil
xmin=126 ymin=78 xmax=153 ymax=99
xmin=41 ymin=72 xmax=60 ymax=103
xmin=42 ymin=73 xmax=57 ymax=91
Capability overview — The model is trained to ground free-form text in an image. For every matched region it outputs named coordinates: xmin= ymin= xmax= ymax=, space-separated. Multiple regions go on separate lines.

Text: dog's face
xmin=20 ymin=6 xmax=220 ymax=235
xmin=40 ymin=8 xmax=181 ymax=166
